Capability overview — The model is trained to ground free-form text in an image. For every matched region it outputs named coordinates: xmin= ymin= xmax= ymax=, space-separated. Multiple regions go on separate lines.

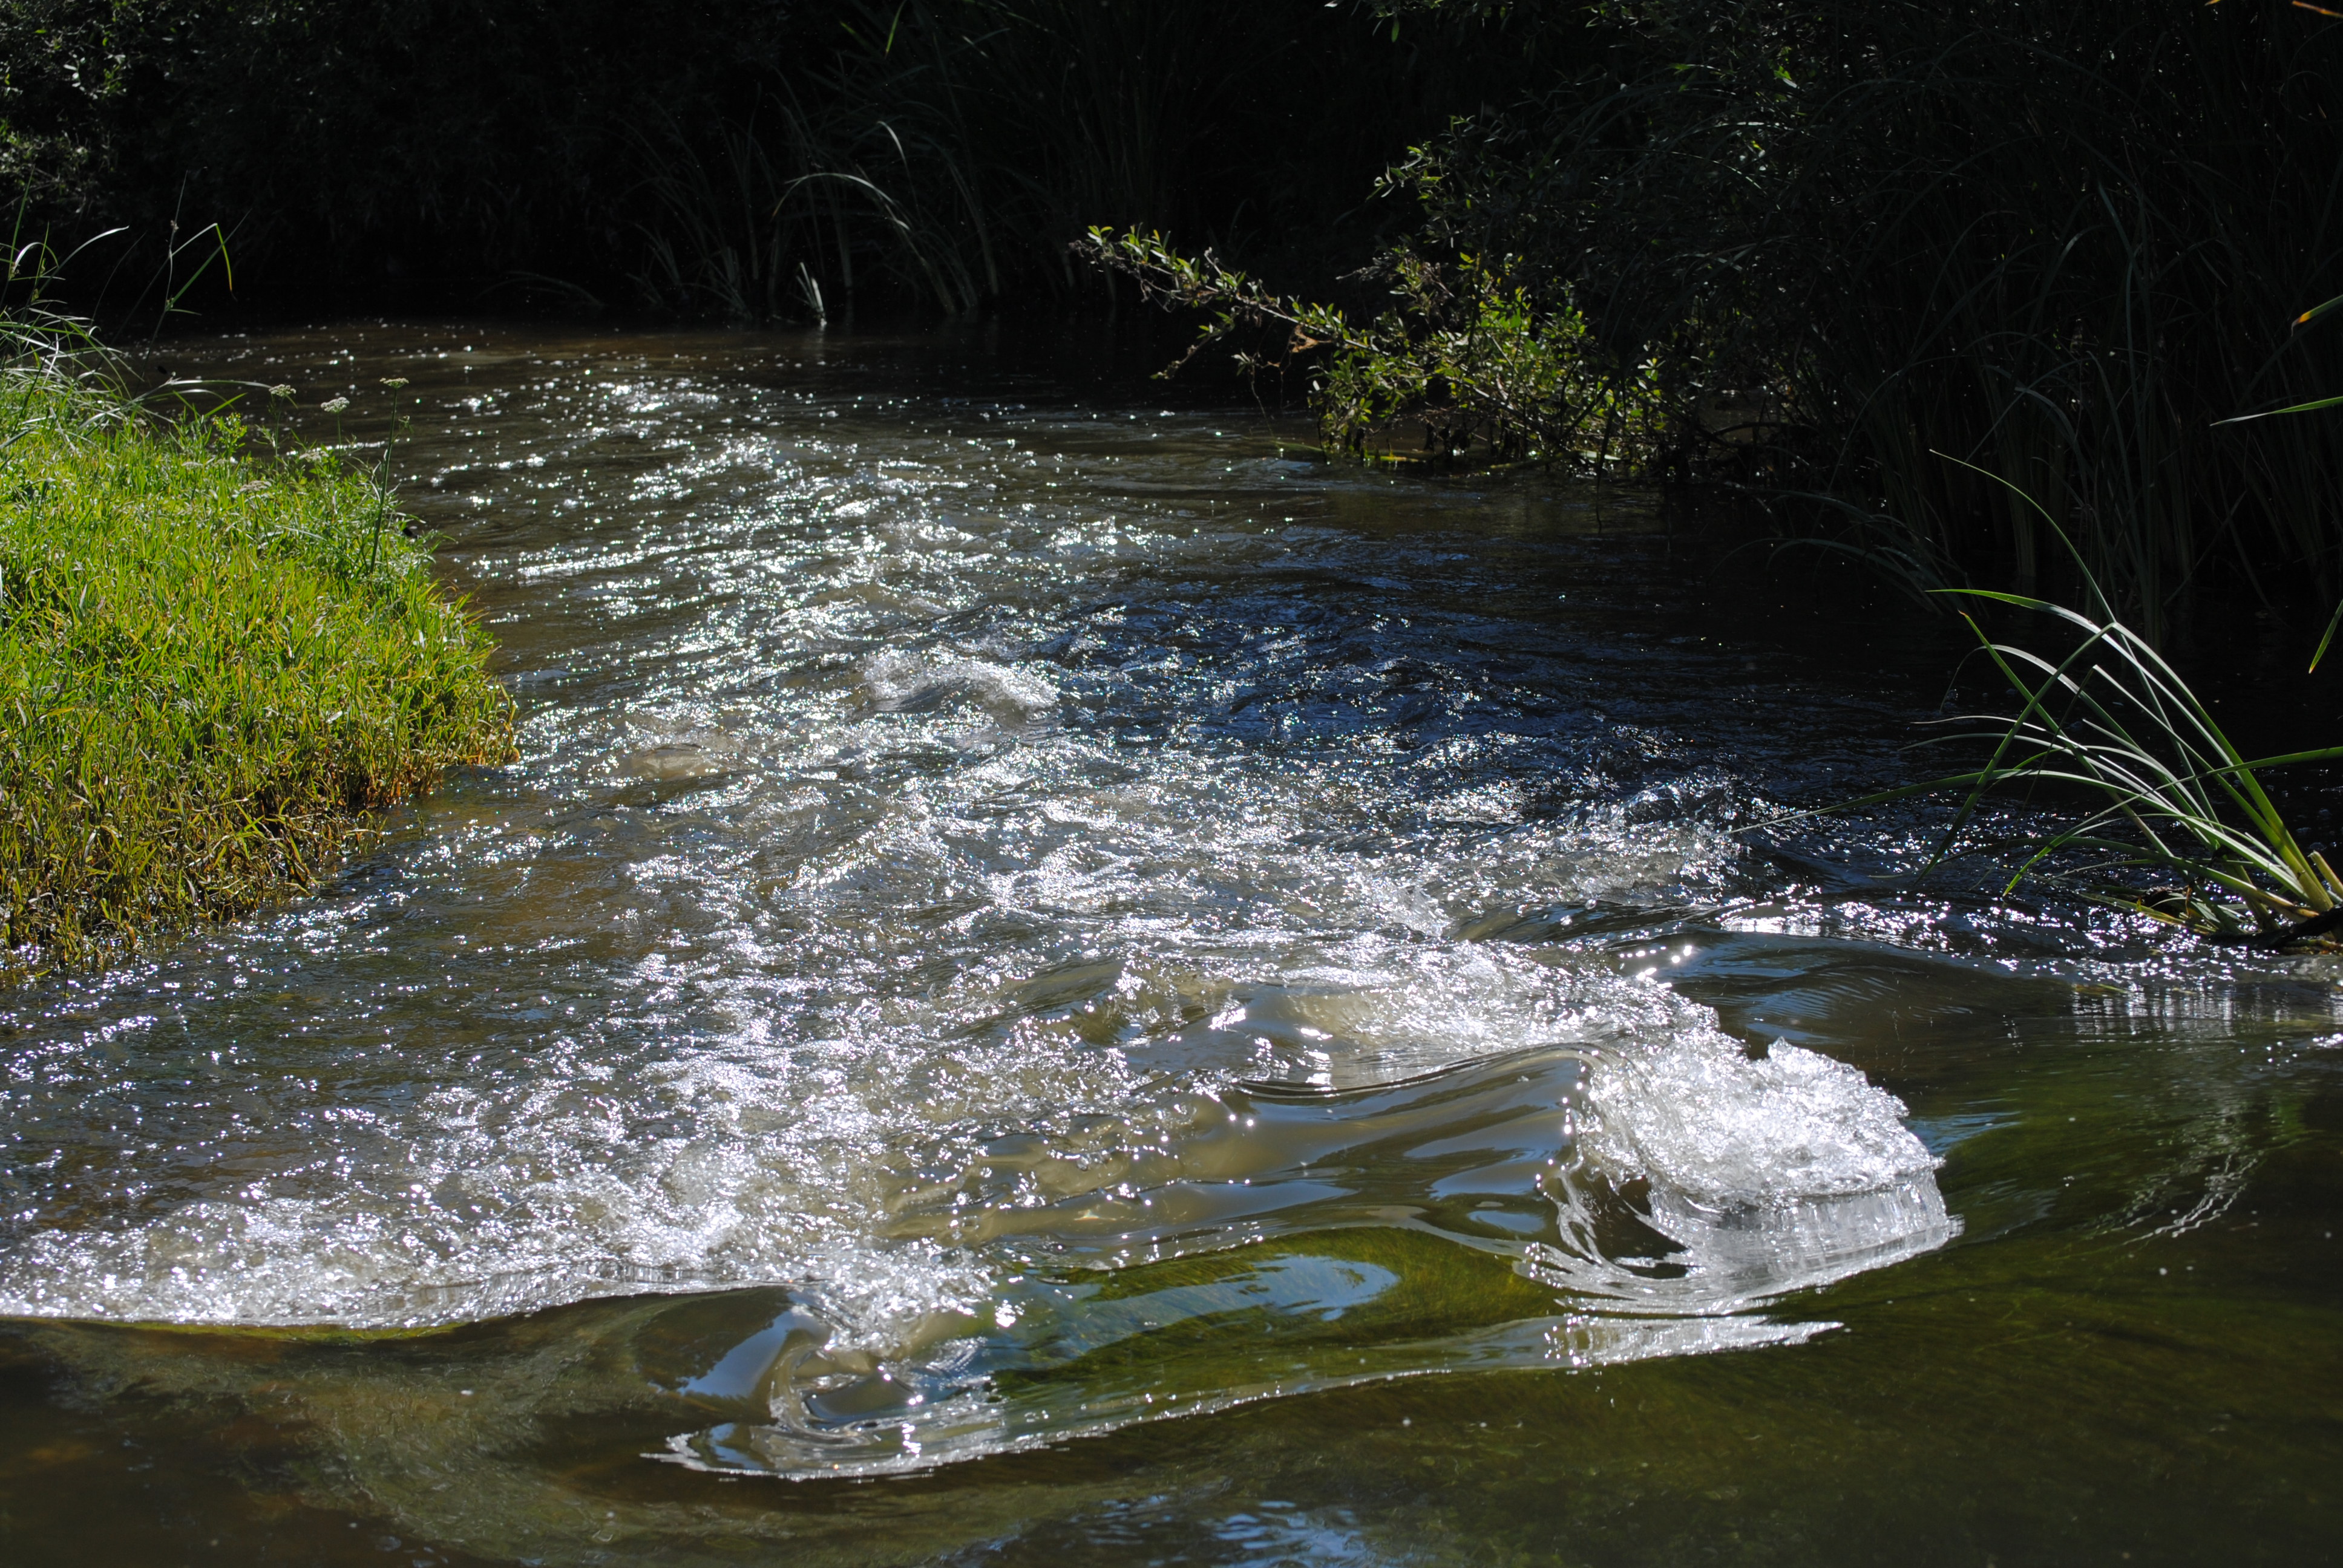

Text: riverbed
xmin=1 ymin=322 xmax=2336 ymax=1564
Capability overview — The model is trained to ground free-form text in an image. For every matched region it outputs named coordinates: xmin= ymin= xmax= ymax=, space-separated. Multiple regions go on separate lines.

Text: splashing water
xmin=0 ymin=325 xmax=1966 ymax=1483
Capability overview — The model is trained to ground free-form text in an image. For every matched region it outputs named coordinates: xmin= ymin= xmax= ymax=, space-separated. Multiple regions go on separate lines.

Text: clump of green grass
xmin=1896 ymin=592 xmax=2343 ymax=948
xmin=0 ymin=365 xmax=513 ymax=976
xmin=1821 ymin=479 xmax=2343 ymax=950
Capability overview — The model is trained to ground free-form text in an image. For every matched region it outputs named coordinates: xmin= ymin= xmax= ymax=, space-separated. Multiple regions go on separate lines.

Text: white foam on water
xmin=0 ymin=920 xmax=1952 ymax=1339
xmin=860 ymin=649 xmax=1058 ymax=725
xmin=1529 ymin=1026 xmax=1958 ymax=1313
xmin=629 ymin=980 xmax=1957 ymax=1477
xmin=0 ymin=351 xmax=1962 ymax=1487
xmin=1590 ymin=1032 xmax=1940 ymax=1204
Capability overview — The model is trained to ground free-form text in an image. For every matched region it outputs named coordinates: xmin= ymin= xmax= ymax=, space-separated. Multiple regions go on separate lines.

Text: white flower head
xmin=320 ymin=396 xmax=350 ymax=414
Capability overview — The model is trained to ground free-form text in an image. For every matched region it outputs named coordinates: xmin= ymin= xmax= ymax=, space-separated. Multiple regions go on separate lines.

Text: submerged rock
xmin=622 ymin=737 xmax=733 ymax=783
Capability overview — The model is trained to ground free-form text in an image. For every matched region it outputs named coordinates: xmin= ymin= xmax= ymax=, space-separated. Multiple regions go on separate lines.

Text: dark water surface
xmin=2 ymin=324 xmax=2338 ymax=1564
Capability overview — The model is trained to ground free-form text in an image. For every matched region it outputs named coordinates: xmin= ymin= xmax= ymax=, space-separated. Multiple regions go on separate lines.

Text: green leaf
xmin=2310 ymin=595 xmax=2343 ymax=675
xmin=2212 ymin=393 xmax=2343 ymax=426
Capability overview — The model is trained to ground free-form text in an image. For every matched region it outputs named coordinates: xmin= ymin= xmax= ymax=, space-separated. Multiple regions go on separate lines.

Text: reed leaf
xmin=1805 ymin=585 xmax=2343 ymax=947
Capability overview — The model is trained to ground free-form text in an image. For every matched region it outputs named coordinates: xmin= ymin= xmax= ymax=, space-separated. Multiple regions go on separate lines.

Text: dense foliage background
xmin=0 ymin=1 xmax=1556 ymax=313
xmin=7 ymin=0 xmax=2341 ymax=640
xmin=1353 ymin=0 xmax=2343 ymax=640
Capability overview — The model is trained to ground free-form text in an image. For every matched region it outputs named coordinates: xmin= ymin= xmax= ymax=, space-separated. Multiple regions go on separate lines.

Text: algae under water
xmin=0 ymin=322 xmax=2337 ymax=1564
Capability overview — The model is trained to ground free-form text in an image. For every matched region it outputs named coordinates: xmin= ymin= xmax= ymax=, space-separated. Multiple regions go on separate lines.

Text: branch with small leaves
xmin=1075 ymin=227 xmax=1671 ymax=469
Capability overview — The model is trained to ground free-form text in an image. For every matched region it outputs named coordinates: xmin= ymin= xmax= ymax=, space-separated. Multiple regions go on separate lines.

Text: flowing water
xmin=1 ymin=323 xmax=2338 ymax=1564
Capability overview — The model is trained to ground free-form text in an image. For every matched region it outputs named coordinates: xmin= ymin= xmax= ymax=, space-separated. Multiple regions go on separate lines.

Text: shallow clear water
xmin=1 ymin=323 xmax=2338 ymax=1564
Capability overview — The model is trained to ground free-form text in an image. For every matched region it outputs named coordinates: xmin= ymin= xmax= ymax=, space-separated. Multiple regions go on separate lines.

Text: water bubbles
xmin=859 ymin=649 xmax=1058 ymax=727
xmin=1 ymin=329 xmax=1959 ymax=1467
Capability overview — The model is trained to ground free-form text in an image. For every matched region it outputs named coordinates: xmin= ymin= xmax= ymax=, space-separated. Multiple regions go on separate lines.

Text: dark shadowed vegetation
xmin=5 ymin=0 xmax=2341 ymax=642
xmin=0 ymin=1 xmax=1559 ymax=316
xmin=1098 ymin=0 xmax=2343 ymax=655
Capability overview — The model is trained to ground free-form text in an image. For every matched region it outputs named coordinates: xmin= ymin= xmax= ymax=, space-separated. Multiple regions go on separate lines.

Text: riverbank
xmin=0 ymin=370 xmax=512 ymax=975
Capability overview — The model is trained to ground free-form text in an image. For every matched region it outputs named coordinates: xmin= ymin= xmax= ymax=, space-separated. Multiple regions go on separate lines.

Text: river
xmin=0 ymin=322 xmax=2336 ymax=1564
